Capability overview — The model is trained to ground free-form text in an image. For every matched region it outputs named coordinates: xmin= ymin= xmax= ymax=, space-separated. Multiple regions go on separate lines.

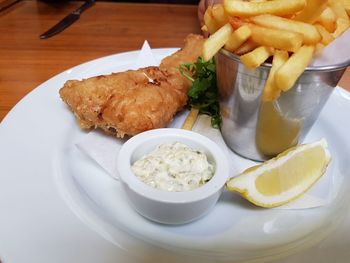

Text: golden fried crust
xmin=59 ymin=34 xmax=204 ymax=137
xmin=160 ymin=34 xmax=205 ymax=72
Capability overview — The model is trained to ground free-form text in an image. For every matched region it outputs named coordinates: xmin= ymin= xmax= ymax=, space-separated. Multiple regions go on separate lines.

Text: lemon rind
xmin=226 ymin=139 xmax=331 ymax=208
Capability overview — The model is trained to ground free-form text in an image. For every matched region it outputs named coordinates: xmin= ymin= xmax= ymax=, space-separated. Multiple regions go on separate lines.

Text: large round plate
xmin=1 ymin=49 xmax=350 ymax=263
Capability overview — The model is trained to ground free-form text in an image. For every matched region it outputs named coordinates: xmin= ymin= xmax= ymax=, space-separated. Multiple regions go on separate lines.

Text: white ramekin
xmin=116 ymin=128 xmax=230 ymax=225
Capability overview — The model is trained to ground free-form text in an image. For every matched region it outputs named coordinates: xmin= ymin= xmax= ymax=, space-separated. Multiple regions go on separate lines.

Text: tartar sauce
xmin=131 ymin=142 xmax=215 ymax=192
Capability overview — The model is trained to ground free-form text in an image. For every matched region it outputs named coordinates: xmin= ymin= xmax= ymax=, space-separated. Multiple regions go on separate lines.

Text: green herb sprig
xmin=179 ymin=57 xmax=221 ymax=128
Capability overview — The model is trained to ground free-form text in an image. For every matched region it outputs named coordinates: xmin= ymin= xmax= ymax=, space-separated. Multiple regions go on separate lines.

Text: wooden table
xmin=0 ymin=0 xmax=349 ymax=122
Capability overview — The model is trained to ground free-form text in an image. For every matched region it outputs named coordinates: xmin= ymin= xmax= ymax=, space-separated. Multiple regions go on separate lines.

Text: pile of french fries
xmin=203 ymin=0 xmax=350 ymax=101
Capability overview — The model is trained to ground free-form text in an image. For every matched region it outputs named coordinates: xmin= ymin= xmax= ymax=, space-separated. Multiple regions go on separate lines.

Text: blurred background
xmin=105 ymin=0 xmax=199 ymax=3
xmin=38 ymin=0 xmax=200 ymax=4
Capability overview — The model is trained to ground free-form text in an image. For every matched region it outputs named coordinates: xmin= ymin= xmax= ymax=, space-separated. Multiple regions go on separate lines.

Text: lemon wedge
xmin=226 ymin=139 xmax=331 ymax=208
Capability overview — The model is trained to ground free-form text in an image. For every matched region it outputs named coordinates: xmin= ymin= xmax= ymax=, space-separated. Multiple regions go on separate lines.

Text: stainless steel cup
xmin=216 ymin=49 xmax=349 ymax=161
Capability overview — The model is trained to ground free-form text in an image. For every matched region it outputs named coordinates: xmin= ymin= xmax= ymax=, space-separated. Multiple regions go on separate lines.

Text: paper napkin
xmin=130 ymin=40 xmax=159 ymax=69
xmin=75 ymin=40 xmax=331 ymax=209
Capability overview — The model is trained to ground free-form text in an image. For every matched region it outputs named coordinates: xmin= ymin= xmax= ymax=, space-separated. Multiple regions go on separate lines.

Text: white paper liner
xmin=75 ymin=40 xmax=332 ymax=210
xmin=310 ymin=29 xmax=350 ymax=67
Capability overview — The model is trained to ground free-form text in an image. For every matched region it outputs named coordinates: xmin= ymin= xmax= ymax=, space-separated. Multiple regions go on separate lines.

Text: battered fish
xmin=59 ymin=34 xmax=204 ymax=137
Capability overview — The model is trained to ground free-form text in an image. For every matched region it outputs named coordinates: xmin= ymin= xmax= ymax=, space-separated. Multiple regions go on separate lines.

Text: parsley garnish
xmin=179 ymin=57 xmax=221 ymax=128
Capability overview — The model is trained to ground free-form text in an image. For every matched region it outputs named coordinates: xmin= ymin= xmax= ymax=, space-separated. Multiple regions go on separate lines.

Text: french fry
xmin=275 ymin=45 xmax=315 ymax=92
xmin=201 ymin=25 xmax=208 ymax=33
xmin=234 ymin=40 xmax=259 ymax=55
xmin=223 ymin=0 xmax=306 ymax=17
xmin=316 ymin=7 xmax=337 ymax=33
xmin=204 ymin=7 xmax=220 ymax=34
xmin=249 ymin=0 xmax=267 ymax=2
xmin=262 ymin=50 xmax=289 ymax=102
xmin=250 ymin=14 xmax=321 ymax=44
xmin=314 ymin=42 xmax=325 ymax=56
xmin=224 ymin=25 xmax=252 ymax=52
xmin=329 ymin=0 xmax=350 ymax=24
xmin=228 ymin=16 xmax=245 ymax=30
xmin=181 ymin=108 xmax=199 ymax=130
xmin=203 ymin=23 xmax=233 ymax=61
xmin=203 ymin=0 xmax=349 ymax=103
xmin=248 ymin=24 xmax=303 ymax=52
xmin=240 ymin=46 xmax=273 ymax=69
xmin=315 ymin=24 xmax=335 ymax=45
xmin=212 ymin=4 xmax=229 ymax=27
xmin=340 ymin=0 xmax=350 ymax=16
xmin=333 ymin=18 xmax=350 ymax=38
xmin=340 ymin=0 xmax=350 ymax=5
xmin=330 ymin=1 xmax=350 ymax=37
xmin=293 ymin=0 xmax=328 ymax=23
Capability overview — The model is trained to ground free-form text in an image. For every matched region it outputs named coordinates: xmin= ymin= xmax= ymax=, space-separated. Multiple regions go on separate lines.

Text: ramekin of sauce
xmin=117 ymin=128 xmax=230 ymax=225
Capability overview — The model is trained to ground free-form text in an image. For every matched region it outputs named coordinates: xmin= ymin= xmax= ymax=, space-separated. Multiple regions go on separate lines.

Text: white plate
xmin=1 ymin=49 xmax=350 ymax=263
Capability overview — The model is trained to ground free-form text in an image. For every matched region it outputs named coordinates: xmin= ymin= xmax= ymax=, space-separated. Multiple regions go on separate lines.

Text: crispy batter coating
xmin=59 ymin=34 xmax=204 ymax=137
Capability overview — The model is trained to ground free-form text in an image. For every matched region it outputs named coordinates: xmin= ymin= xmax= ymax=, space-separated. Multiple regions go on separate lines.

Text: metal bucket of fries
xmin=201 ymin=0 xmax=350 ymax=161
xmin=216 ymin=49 xmax=349 ymax=161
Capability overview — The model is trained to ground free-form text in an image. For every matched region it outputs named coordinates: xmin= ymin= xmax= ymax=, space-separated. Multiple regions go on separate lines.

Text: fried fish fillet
xmin=59 ymin=34 xmax=204 ymax=137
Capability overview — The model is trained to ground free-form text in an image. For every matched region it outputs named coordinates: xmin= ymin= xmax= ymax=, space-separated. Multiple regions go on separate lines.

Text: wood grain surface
xmin=0 ymin=0 xmax=349 ymax=122
xmin=0 ymin=1 xmax=201 ymax=121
